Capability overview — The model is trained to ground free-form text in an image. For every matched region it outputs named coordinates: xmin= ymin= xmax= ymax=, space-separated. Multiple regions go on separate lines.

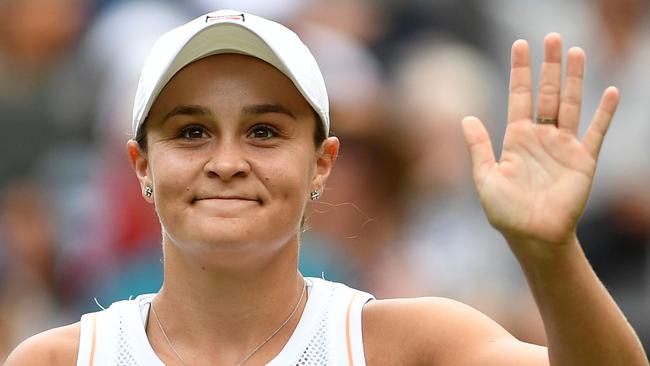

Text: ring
xmin=536 ymin=116 xmax=558 ymax=126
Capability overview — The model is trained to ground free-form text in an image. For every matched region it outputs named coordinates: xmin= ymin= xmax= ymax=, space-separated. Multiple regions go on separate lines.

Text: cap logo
xmin=205 ymin=13 xmax=245 ymax=23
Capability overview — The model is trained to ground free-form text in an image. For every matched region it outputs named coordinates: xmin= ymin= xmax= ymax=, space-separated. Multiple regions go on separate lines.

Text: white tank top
xmin=76 ymin=278 xmax=374 ymax=365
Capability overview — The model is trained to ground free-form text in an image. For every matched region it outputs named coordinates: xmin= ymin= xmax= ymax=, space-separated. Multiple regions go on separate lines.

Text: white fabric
xmin=76 ymin=278 xmax=373 ymax=366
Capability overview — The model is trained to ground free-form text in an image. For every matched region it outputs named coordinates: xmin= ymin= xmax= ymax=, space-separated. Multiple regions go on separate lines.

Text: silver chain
xmin=150 ymin=299 xmax=188 ymax=366
xmin=234 ymin=282 xmax=306 ymax=366
xmin=149 ymin=281 xmax=307 ymax=366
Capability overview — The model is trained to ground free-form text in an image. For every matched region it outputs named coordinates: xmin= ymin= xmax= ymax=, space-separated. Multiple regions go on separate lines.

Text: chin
xmin=176 ymin=221 xmax=296 ymax=253
xmin=160 ymin=213 xmax=301 ymax=263
xmin=170 ymin=230 xmax=300 ymax=274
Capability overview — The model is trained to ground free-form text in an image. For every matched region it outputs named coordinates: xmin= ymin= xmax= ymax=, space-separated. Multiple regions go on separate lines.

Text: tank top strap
xmin=317 ymin=278 xmax=374 ymax=366
xmin=346 ymin=284 xmax=374 ymax=366
xmin=76 ymin=312 xmax=97 ymax=366
xmin=76 ymin=301 xmax=122 ymax=366
xmin=76 ymin=294 xmax=160 ymax=366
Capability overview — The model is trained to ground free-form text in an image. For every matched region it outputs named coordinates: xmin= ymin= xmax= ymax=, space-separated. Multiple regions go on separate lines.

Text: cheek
xmin=264 ymin=164 xmax=309 ymax=204
xmin=260 ymin=150 xmax=314 ymax=211
xmin=150 ymin=151 xmax=200 ymax=218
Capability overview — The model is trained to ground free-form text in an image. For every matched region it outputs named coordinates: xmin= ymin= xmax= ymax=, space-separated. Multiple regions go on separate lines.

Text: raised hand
xmin=461 ymin=33 xmax=619 ymax=251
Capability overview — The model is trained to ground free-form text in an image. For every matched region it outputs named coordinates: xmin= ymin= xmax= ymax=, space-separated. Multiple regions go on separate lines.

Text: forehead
xmin=163 ymin=53 xmax=307 ymax=103
xmin=179 ymin=53 xmax=280 ymax=77
xmin=145 ymin=53 xmax=315 ymax=123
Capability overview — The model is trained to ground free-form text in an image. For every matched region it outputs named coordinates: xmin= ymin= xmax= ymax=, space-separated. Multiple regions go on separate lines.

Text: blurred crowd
xmin=1 ymin=0 xmax=648 ymax=359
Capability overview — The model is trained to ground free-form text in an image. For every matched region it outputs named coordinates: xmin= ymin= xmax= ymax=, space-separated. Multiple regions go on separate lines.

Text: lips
xmin=192 ymin=195 xmax=260 ymax=203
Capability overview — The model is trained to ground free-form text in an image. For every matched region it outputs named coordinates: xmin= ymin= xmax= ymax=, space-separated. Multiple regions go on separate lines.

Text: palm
xmin=463 ymin=34 xmax=619 ymax=246
xmin=480 ymin=120 xmax=594 ymax=243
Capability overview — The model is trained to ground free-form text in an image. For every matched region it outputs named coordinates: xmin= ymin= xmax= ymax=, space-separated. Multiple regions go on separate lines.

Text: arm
xmin=461 ymin=33 xmax=648 ymax=365
xmin=4 ymin=323 xmax=80 ymax=366
xmin=363 ymin=297 xmax=549 ymax=366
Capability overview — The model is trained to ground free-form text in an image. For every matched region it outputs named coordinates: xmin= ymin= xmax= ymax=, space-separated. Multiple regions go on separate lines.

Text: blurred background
xmin=0 ymin=0 xmax=648 ymax=359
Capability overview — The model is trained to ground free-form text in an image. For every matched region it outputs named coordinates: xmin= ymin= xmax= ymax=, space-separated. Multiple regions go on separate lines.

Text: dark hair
xmin=135 ymin=110 xmax=327 ymax=152
xmin=312 ymin=110 xmax=327 ymax=147
xmin=134 ymin=120 xmax=149 ymax=152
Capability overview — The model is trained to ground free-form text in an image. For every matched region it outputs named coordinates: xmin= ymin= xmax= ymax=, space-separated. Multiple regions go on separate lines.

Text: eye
xmin=248 ymin=124 xmax=278 ymax=140
xmin=179 ymin=125 xmax=208 ymax=139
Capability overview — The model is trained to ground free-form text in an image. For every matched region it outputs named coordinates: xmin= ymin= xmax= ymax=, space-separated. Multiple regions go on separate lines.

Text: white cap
xmin=132 ymin=9 xmax=330 ymax=137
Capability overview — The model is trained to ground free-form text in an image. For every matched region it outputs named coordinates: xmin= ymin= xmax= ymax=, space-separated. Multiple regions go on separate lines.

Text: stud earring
xmin=144 ymin=186 xmax=153 ymax=198
xmin=310 ymin=190 xmax=321 ymax=201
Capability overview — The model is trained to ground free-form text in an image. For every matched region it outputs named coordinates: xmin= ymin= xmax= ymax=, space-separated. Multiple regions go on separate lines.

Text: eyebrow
xmin=241 ymin=103 xmax=296 ymax=119
xmin=162 ymin=105 xmax=213 ymax=122
xmin=161 ymin=103 xmax=296 ymax=123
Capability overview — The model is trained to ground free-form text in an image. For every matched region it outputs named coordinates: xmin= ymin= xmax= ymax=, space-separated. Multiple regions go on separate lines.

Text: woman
xmin=6 ymin=9 xmax=648 ymax=366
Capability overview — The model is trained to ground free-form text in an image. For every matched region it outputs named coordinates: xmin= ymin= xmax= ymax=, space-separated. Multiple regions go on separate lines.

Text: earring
xmin=310 ymin=190 xmax=321 ymax=201
xmin=144 ymin=186 xmax=153 ymax=198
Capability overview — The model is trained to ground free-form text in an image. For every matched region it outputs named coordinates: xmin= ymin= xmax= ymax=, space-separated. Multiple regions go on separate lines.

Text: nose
xmin=204 ymin=138 xmax=251 ymax=181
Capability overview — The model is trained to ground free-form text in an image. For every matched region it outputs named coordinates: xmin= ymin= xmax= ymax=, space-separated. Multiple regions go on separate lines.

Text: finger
xmin=462 ymin=116 xmax=496 ymax=184
xmin=582 ymin=87 xmax=619 ymax=159
xmin=536 ymin=33 xmax=562 ymax=123
xmin=508 ymin=40 xmax=533 ymax=124
xmin=557 ymin=47 xmax=585 ymax=135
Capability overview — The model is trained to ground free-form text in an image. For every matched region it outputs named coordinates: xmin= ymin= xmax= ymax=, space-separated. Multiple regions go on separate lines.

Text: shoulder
xmin=362 ymin=297 xmax=547 ymax=366
xmin=4 ymin=323 xmax=80 ymax=366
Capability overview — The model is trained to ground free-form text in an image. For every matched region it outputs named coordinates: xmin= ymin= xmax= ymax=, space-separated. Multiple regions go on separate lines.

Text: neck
xmin=149 ymin=236 xmax=306 ymax=365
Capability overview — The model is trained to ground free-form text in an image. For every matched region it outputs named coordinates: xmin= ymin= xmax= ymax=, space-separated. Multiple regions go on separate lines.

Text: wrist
xmin=507 ymin=234 xmax=593 ymax=310
xmin=504 ymin=232 xmax=583 ymax=268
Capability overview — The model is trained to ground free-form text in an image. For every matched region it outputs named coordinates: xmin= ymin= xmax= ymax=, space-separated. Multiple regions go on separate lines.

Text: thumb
xmin=461 ymin=116 xmax=496 ymax=183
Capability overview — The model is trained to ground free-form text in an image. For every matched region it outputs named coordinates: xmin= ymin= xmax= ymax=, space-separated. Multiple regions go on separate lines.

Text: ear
xmin=311 ymin=136 xmax=340 ymax=194
xmin=127 ymin=139 xmax=154 ymax=203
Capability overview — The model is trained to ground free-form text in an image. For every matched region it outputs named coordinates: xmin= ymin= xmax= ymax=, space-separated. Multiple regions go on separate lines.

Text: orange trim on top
xmin=89 ymin=314 xmax=97 ymax=366
xmin=345 ymin=293 xmax=360 ymax=366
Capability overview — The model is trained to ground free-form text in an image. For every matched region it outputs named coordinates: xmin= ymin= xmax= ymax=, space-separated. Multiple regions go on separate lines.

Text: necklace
xmin=150 ymin=280 xmax=307 ymax=366
xmin=150 ymin=300 xmax=188 ymax=365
